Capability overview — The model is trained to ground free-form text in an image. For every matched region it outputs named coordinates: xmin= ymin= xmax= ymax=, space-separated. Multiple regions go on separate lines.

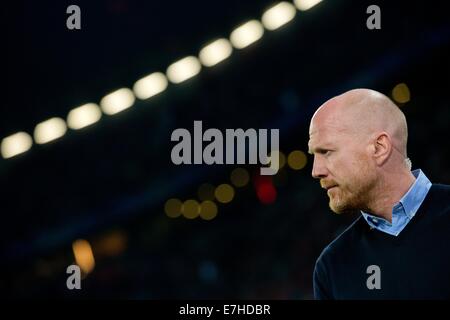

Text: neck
xmin=365 ymin=169 xmax=416 ymax=222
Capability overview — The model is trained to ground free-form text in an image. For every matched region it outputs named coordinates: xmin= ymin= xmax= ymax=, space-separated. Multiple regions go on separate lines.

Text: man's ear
xmin=373 ymin=132 xmax=392 ymax=165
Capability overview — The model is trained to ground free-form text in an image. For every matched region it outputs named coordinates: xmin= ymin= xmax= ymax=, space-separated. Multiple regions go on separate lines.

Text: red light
xmin=254 ymin=175 xmax=277 ymax=204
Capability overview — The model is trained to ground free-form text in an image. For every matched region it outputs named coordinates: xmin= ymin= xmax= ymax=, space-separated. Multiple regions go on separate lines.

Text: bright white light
xmin=34 ymin=117 xmax=67 ymax=144
xmin=262 ymin=2 xmax=296 ymax=31
xmin=100 ymin=88 xmax=135 ymax=115
xmin=133 ymin=72 xmax=168 ymax=100
xmin=199 ymin=38 xmax=233 ymax=67
xmin=67 ymin=103 xmax=102 ymax=130
xmin=294 ymin=0 xmax=323 ymax=11
xmin=1 ymin=132 xmax=33 ymax=159
xmin=166 ymin=56 xmax=202 ymax=84
xmin=230 ymin=20 xmax=264 ymax=49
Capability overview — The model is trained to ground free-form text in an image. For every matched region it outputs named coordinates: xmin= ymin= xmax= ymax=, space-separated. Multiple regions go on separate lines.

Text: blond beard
xmin=329 ymin=167 xmax=377 ymax=214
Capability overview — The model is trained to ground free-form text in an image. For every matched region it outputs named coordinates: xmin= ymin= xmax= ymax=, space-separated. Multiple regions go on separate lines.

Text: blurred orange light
xmin=72 ymin=239 xmax=95 ymax=274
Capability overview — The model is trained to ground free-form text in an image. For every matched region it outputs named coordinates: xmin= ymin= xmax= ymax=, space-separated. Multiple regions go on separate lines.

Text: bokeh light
xmin=261 ymin=2 xmax=296 ymax=31
xmin=100 ymin=88 xmax=135 ymax=115
xmin=254 ymin=176 xmax=277 ymax=204
xmin=94 ymin=230 xmax=127 ymax=257
xmin=392 ymin=83 xmax=411 ymax=104
xmin=288 ymin=150 xmax=307 ymax=170
xmin=230 ymin=168 xmax=250 ymax=187
xmin=199 ymin=38 xmax=233 ymax=67
xmin=133 ymin=72 xmax=168 ymax=100
xmin=199 ymin=200 xmax=218 ymax=220
xmin=269 ymin=150 xmax=286 ymax=169
xmin=230 ymin=20 xmax=264 ymax=49
xmin=72 ymin=239 xmax=95 ymax=275
xmin=182 ymin=199 xmax=200 ymax=219
xmin=67 ymin=103 xmax=102 ymax=130
xmin=1 ymin=132 xmax=33 ymax=159
xmin=215 ymin=184 xmax=235 ymax=203
xmin=34 ymin=117 xmax=67 ymax=144
xmin=294 ymin=0 xmax=323 ymax=11
xmin=164 ymin=198 xmax=183 ymax=218
xmin=166 ymin=56 xmax=202 ymax=84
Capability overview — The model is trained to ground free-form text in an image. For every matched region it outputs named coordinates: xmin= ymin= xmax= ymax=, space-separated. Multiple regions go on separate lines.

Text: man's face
xmin=308 ymin=118 xmax=377 ymax=214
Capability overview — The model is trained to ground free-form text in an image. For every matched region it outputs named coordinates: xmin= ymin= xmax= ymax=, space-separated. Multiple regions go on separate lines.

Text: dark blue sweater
xmin=313 ymin=183 xmax=450 ymax=299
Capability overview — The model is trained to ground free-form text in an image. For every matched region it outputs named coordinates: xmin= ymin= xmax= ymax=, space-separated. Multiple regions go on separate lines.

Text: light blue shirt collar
xmin=361 ymin=169 xmax=432 ymax=236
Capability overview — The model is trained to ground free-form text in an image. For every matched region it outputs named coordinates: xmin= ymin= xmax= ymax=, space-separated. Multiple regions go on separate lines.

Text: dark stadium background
xmin=1 ymin=0 xmax=449 ymax=298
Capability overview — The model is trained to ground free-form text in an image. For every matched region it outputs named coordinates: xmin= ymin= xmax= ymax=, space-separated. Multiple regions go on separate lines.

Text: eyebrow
xmin=308 ymin=135 xmax=336 ymax=154
xmin=308 ymin=146 xmax=333 ymax=155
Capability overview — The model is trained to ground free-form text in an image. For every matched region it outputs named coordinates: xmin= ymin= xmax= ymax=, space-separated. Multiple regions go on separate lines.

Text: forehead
xmin=308 ymin=130 xmax=337 ymax=151
xmin=309 ymin=112 xmax=346 ymax=138
xmin=308 ymin=117 xmax=349 ymax=151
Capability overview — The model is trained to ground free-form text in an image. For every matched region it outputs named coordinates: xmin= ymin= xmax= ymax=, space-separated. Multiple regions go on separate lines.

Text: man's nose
xmin=312 ymin=157 xmax=328 ymax=179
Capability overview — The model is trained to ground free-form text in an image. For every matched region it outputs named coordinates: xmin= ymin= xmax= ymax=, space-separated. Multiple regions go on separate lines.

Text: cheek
xmin=348 ymin=154 xmax=375 ymax=183
xmin=328 ymin=156 xmax=353 ymax=179
xmin=329 ymin=156 xmax=366 ymax=188
xmin=353 ymin=153 xmax=373 ymax=172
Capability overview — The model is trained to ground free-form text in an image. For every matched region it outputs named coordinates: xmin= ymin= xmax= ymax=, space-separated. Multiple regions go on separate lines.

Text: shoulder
xmin=425 ymin=183 xmax=450 ymax=216
xmin=429 ymin=183 xmax=450 ymax=195
xmin=429 ymin=183 xmax=450 ymax=197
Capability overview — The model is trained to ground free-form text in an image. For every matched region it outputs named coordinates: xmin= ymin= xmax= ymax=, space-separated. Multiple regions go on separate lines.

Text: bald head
xmin=310 ymin=88 xmax=408 ymax=158
xmin=308 ymin=88 xmax=417 ymax=216
xmin=308 ymin=88 xmax=416 ymax=218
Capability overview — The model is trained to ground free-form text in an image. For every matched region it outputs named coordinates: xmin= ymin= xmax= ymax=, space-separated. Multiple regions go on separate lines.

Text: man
xmin=308 ymin=88 xmax=450 ymax=299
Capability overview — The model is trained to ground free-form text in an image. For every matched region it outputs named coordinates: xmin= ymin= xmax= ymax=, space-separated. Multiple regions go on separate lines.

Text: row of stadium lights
xmin=22 ymin=0 xmax=323 ymax=280
xmin=0 ymin=0 xmax=323 ymax=160
xmin=62 ymin=0 xmax=323 ymax=277
xmin=164 ymin=150 xmax=308 ymax=220
xmin=19 ymin=1 xmax=410 ymax=277
xmin=26 ymin=0 xmax=409 ymax=278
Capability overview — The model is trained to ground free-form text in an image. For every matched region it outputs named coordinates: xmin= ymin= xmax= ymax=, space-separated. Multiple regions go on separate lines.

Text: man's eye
xmin=315 ymin=149 xmax=333 ymax=156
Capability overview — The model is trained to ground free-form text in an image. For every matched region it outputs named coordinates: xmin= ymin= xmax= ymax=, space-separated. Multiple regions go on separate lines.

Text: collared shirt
xmin=361 ymin=169 xmax=432 ymax=236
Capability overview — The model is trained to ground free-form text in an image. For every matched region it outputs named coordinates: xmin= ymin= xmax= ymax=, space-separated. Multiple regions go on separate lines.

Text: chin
xmin=329 ymin=201 xmax=343 ymax=214
xmin=329 ymin=197 xmax=353 ymax=214
xmin=330 ymin=205 xmax=354 ymax=215
xmin=330 ymin=204 xmax=344 ymax=214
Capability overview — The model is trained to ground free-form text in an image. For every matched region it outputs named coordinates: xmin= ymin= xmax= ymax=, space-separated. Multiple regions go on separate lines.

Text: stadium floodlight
xmin=199 ymin=38 xmax=233 ymax=67
xmin=67 ymin=103 xmax=102 ymax=130
xmin=262 ymin=2 xmax=297 ymax=31
xmin=1 ymin=132 xmax=33 ymax=159
xmin=34 ymin=117 xmax=67 ymax=144
xmin=230 ymin=20 xmax=264 ymax=49
xmin=133 ymin=72 xmax=168 ymax=100
xmin=294 ymin=0 xmax=323 ymax=11
xmin=100 ymin=88 xmax=135 ymax=115
xmin=166 ymin=56 xmax=202 ymax=84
